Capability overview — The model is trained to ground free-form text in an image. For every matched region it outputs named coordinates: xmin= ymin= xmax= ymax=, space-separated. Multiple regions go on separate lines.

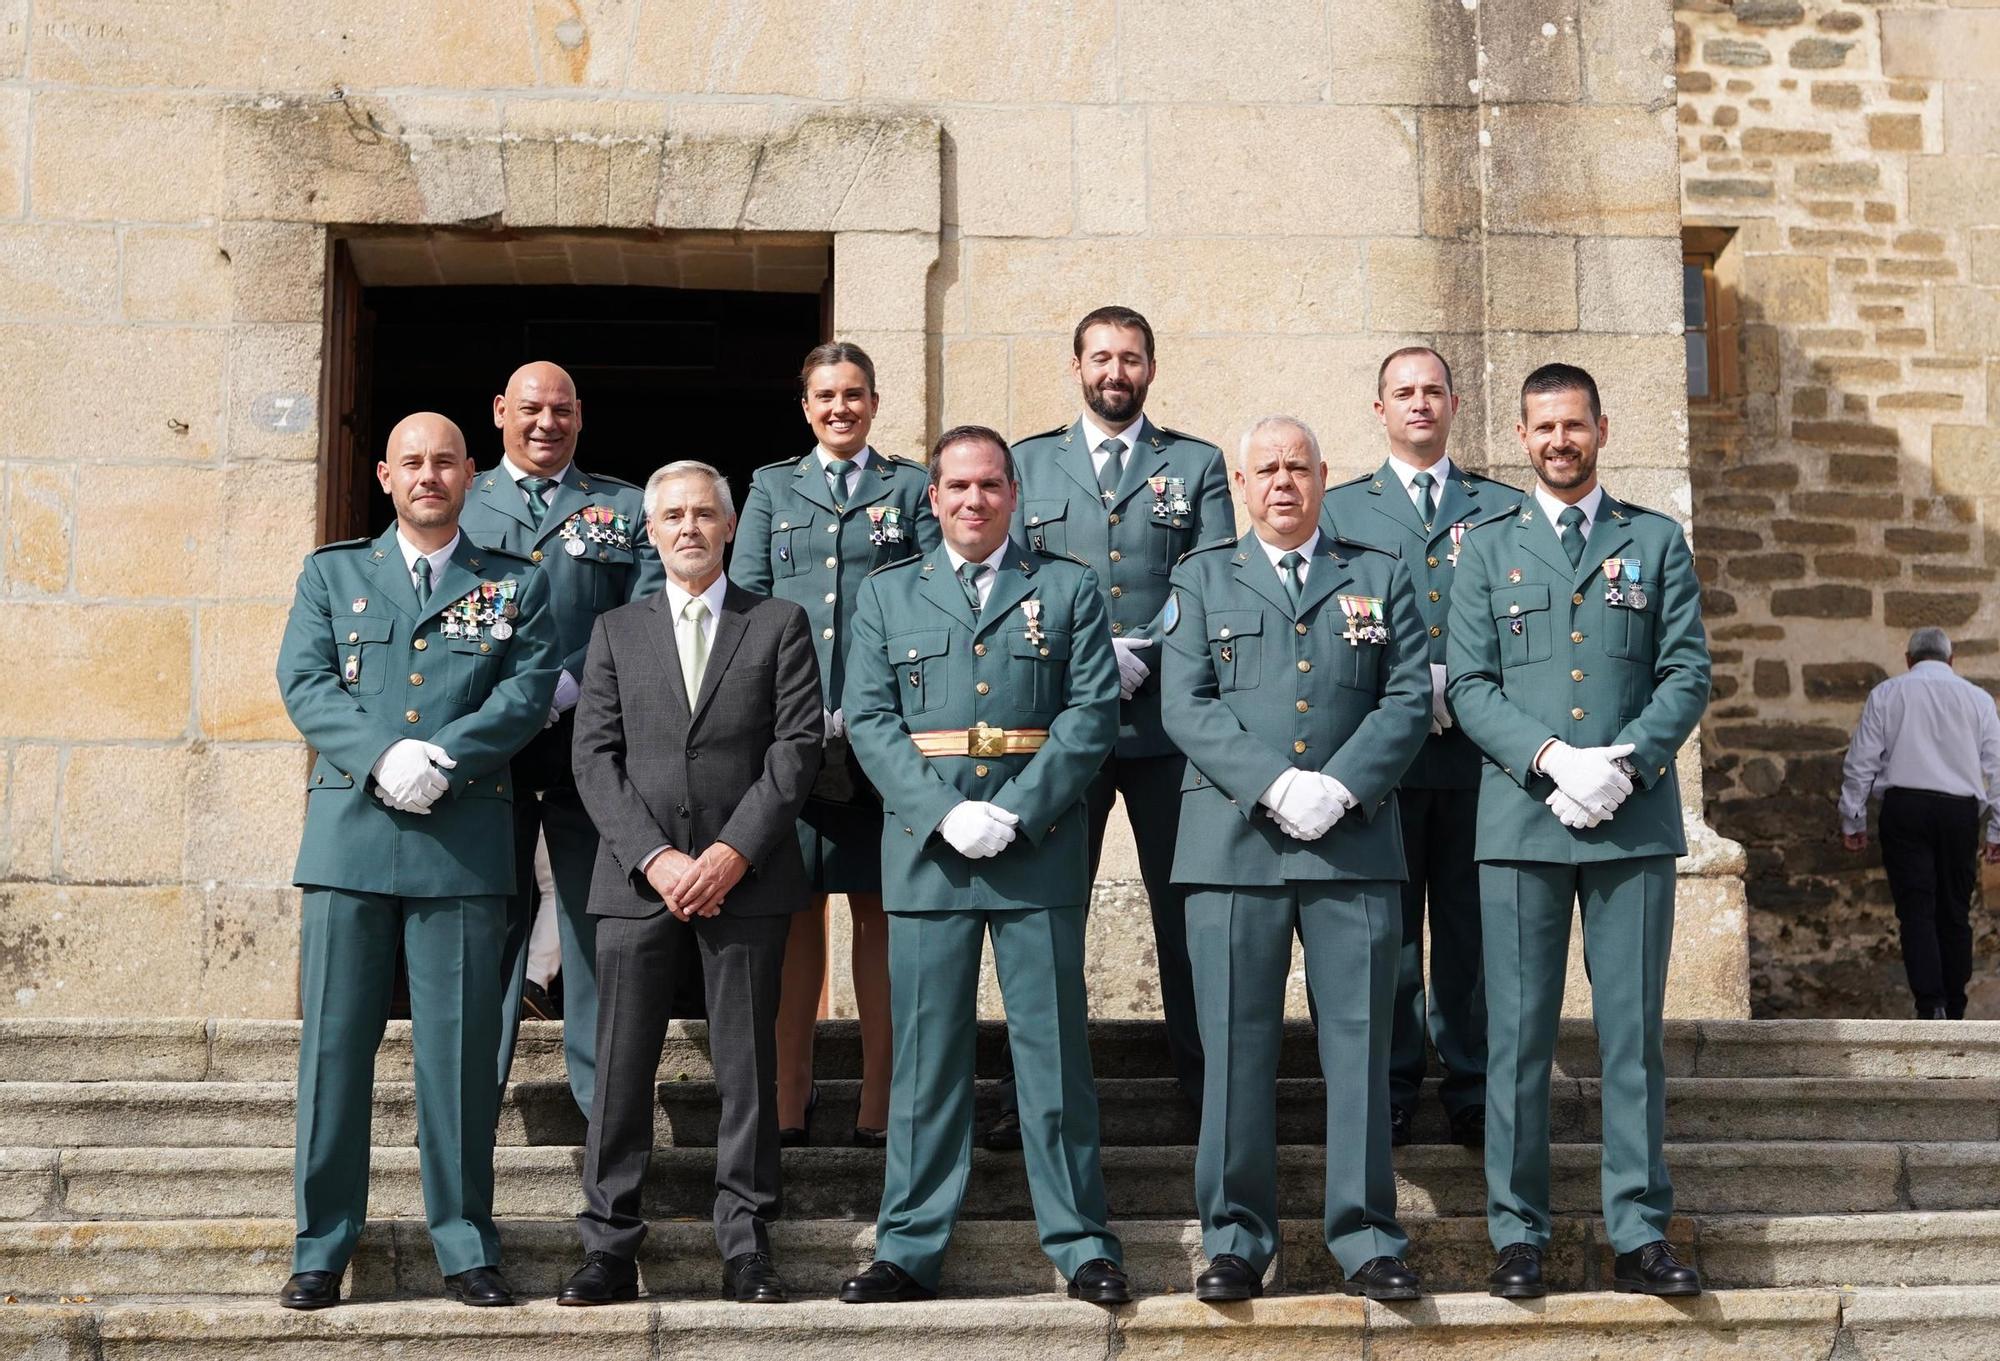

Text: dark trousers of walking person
xmin=1879 ymin=787 xmax=1980 ymax=1019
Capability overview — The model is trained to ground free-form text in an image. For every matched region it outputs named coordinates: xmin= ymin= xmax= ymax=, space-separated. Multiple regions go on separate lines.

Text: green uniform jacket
xmin=1320 ymin=460 xmax=1523 ymax=789
xmin=1445 ymin=491 xmax=1711 ymax=863
xmin=277 ymin=527 xmax=561 ymax=897
xmin=1162 ymin=531 xmax=1431 ymax=886
xmin=732 ymin=450 xmax=941 ymax=709
xmin=1011 ymin=416 xmax=1232 ymax=759
xmin=457 ymin=463 xmax=662 ymax=685
xmin=845 ymin=543 xmax=1120 ymax=911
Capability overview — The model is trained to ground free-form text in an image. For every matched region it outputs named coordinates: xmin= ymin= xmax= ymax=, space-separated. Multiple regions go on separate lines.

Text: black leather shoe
xmin=521 ymin=978 xmax=562 ymax=1021
xmin=982 ymin=1108 xmax=1023 ymax=1151
xmin=278 ymin=1270 xmax=341 ymax=1310
xmin=1067 ymin=1258 xmax=1131 ymax=1306
xmin=779 ymin=1082 xmax=819 ymax=1148
xmin=723 ymin=1251 xmax=787 ymax=1304
xmin=1340 ymin=1256 xmax=1421 ymax=1301
xmin=839 ymin=1259 xmax=936 ymax=1303
xmin=1488 ymin=1242 xmax=1545 ymax=1299
xmin=444 ymin=1266 xmax=517 ymax=1307
xmin=1613 ymin=1240 xmax=1701 ymax=1296
xmin=557 ymin=1251 xmax=638 ymax=1305
xmin=852 ymin=1125 xmax=887 ymax=1149
xmin=1389 ymin=1105 xmax=1413 ymax=1147
xmin=1449 ymin=1104 xmax=1486 ymax=1149
xmin=1193 ymin=1253 xmax=1263 ymax=1302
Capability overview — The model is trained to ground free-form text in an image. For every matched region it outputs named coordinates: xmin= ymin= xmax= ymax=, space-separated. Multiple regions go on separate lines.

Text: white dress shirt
xmin=640 ymin=570 xmax=732 ymax=874
xmin=1839 ymin=660 xmax=2000 ymax=840
xmin=942 ymin=539 xmax=1010 ymax=609
xmin=502 ymin=455 xmax=568 ymax=508
xmin=1532 ymin=482 xmax=1604 ymax=539
xmin=1387 ymin=453 xmax=1455 ymax=521
xmin=1251 ymin=528 xmax=1320 ymax=590
xmin=813 ymin=444 xmax=874 ymax=503
xmin=394 ymin=529 xmax=459 ymax=597
xmin=1080 ymin=412 xmax=1146 ymax=486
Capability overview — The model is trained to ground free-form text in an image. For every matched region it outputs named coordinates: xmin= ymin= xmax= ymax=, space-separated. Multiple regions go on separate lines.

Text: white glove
xmin=1430 ymin=663 xmax=1453 ymax=732
xmin=1537 ymin=741 xmax=1636 ymax=816
xmin=939 ymin=800 xmax=1020 ymax=859
xmin=370 ymin=740 xmax=456 ymax=813
xmin=1546 ymin=788 xmax=1606 ymax=830
xmin=823 ymin=707 xmax=846 ymax=741
xmin=1260 ymin=769 xmax=1353 ymax=842
xmin=552 ymin=670 xmax=581 ymax=714
xmin=1112 ymin=636 xmax=1154 ymax=700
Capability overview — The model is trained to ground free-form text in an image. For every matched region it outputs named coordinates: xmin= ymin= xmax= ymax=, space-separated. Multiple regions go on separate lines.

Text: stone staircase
xmin=2 ymin=1017 xmax=1998 ymax=1358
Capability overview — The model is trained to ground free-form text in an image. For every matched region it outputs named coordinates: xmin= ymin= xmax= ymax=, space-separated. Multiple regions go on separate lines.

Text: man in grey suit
xmin=557 ymin=460 xmax=823 ymax=1306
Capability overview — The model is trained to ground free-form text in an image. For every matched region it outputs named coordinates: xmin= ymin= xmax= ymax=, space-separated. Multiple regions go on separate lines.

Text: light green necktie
xmin=826 ymin=458 xmax=855 ymax=510
xmin=1558 ymin=505 xmax=1586 ymax=569
xmin=521 ymin=476 xmax=554 ymax=527
xmin=414 ymin=556 xmax=433 ymax=606
xmin=1096 ymin=437 xmax=1127 ymax=502
xmin=957 ymin=561 xmax=985 ymax=616
xmin=1279 ymin=549 xmax=1305 ymax=610
xmin=680 ymin=597 xmax=711 ymax=699
xmin=1411 ymin=470 xmax=1436 ymax=529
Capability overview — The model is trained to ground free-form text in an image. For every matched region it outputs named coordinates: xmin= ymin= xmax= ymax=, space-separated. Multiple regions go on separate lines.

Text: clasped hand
xmin=645 ymin=843 xmax=749 ymax=921
xmin=1260 ymin=768 xmax=1354 ymax=842
xmin=1539 ymin=741 xmax=1636 ymax=828
xmin=1112 ymin=636 xmax=1154 ymax=701
xmin=940 ymin=800 xmax=1020 ymax=859
xmin=370 ymin=740 xmax=456 ymax=814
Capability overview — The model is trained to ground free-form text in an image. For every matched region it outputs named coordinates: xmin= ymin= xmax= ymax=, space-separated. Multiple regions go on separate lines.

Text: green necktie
xmin=957 ymin=561 xmax=985 ymax=616
xmin=826 ymin=457 xmax=855 ymax=510
xmin=1278 ymin=549 xmax=1305 ymax=610
xmin=680 ymin=597 xmax=711 ymax=699
xmin=414 ymin=556 xmax=433 ymax=606
xmin=1558 ymin=505 xmax=1586 ymax=569
xmin=1096 ymin=436 xmax=1127 ymax=502
xmin=1411 ymin=470 xmax=1436 ymax=529
xmin=521 ymin=476 xmax=553 ymax=527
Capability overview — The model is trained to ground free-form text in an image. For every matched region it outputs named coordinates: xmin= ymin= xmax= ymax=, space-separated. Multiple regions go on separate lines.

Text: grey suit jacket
xmin=572 ymin=581 xmax=823 ymax=919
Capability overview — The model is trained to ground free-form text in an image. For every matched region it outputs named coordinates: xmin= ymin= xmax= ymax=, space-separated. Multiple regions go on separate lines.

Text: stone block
xmin=837 ymin=330 xmax=927 ymax=462
xmin=1168 ymin=335 xmax=1393 ymax=479
xmin=1936 ymin=288 xmax=2000 ymax=356
xmin=1420 ymin=110 xmax=1480 ymax=240
xmin=833 ymin=232 xmax=936 ymax=335
xmin=1802 ymin=661 xmax=1888 ymax=701
xmin=4 ymin=744 xmax=58 ymax=881
xmin=1578 ymin=235 xmax=1682 ymax=333
xmin=632 ymin=0 xmax=854 ymax=98
xmin=1736 ymin=0 xmax=1806 ymax=24
xmin=0 ymin=85 xmax=25 ymax=218
xmin=1910 ymin=157 xmax=2000 ymax=228
xmin=1121 ymin=0 xmax=1327 ymax=102
xmin=1883 ymin=9 xmax=2000 ymax=81
xmin=1705 ymin=38 xmax=1772 ymax=67
xmin=1486 ymin=105 xmax=1679 ymax=237
xmin=528 ymin=0 xmax=632 ymax=89
xmin=1075 ymin=105 xmax=1146 ymax=237
xmin=1686 ymin=178 xmax=1775 ymax=202
xmin=1328 ymin=0 xmax=1475 ymax=105
xmin=1152 ymin=239 xmax=1369 ymax=337
xmin=1741 ymin=128 xmax=1834 ymax=156
xmin=0 ymin=884 xmax=203 ymax=1013
xmin=1771 ymin=585 xmax=1873 ymax=619
xmin=121 ymin=228 xmax=231 ymax=325
xmin=217 ymin=463 xmax=317 ymax=601
xmin=0 ymin=224 xmax=117 ymax=320
xmin=74 ymin=466 xmax=222 ymax=599
xmin=1581 ymin=0 xmax=1677 ymax=105
xmin=1009 ymin=334 xmax=1080 ymax=441
xmin=940 ymin=338 xmax=1010 ymax=437
xmin=0 ymin=325 xmax=224 ymax=462
xmin=62 ymin=744 xmax=191 ymax=884
xmin=0 ymin=604 xmax=193 ymax=740
xmin=1870 ymin=114 xmax=1926 ymax=154
xmin=1483 ymin=3 xmax=1584 ymax=105
xmin=198 ymin=604 xmax=295 ymax=743
xmin=1486 ymin=236 xmax=1580 ymax=332
xmin=1150 ymin=105 xmax=1420 ymax=238
xmin=1366 ymin=239 xmax=1482 ymax=332
xmin=1885 ymin=592 xmax=1981 ymax=629
xmin=733 ymin=115 xmax=939 ymax=236
xmin=943 ymin=108 xmax=1072 ymax=239
xmin=31 ymin=90 xmax=220 ymax=222
xmin=5 ymin=464 xmax=72 ymax=596
xmin=0 ymin=1307 xmax=93 ymax=1361
xmin=1842 ymin=1285 xmax=2000 ymax=1361
xmin=963 ymin=238 xmax=1121 ymax=338
xmin=1945 ymin=85 xmax=2000 ymax=159
xmin=227 ymin=325 xmax=322 ymax=461
xmin=1744 ymin=256 xmax=1829 ymax=324
xmin=186 ymin=746 xmax=305 ymax=886
xmin=219 ymin=99 xmax=424 ymax=225
xmin=196 ymin=884 xmax=300 ymax=1018
xmin=1789 ymin=37 xmax=1853 ymax=70
xmin=1483 ymin=332 xmax=1687 ymax=470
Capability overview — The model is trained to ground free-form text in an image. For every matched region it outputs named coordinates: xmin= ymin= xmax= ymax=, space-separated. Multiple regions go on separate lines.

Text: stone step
xmin=14 ymin=1140 xmax=1999 ymax=1223
xmin=9 ymin=1017 xmax=2000 ymax=1084
xmin=1 ymin=1211 xmax=1997 ymax=1299
xmin=0 ymin=1288 xmax=1894 ymax=1361
xmin=2 ymin=1075 xmax=1995 ymax=1149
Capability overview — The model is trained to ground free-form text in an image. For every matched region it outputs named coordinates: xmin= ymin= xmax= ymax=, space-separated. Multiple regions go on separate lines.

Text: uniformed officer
xmin=459 ymin=360 xmax=663 ymax=1121
xmin=275 ymin=413 xmax=559 ymax=1311
xmin=837 ymin=424 xmax=1129 ymax=1307
xmin=1162 ymin=415 xmax=1430 ymax=1303
xmin=734 ymin=341 xmax=939 ymax=1147
xmin=999 ymin=304 xmax=1231 ymax=1144
xmin=1446 ymin=363 xmax=1711 ymax=1299
xmin=1320 ymin=347 xmax=1523 ymax=1150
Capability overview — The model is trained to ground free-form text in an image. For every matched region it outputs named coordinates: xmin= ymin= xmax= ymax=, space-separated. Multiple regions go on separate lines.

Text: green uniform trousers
xmin=875 ymin=905 xmax=1119 ymax=1290
xmin=1389 ymin=785 xmax=1485 ymax=1117
xmin=1187 ymin=882 xmax=1407 ymax=1277
xmin=496 ymin=786 xmax=599 ymax=1118
xmin=294 ymin=888 xmax=507 ymax=1277
xmin=1481 ymin=857 xmax=1676 ymax=1254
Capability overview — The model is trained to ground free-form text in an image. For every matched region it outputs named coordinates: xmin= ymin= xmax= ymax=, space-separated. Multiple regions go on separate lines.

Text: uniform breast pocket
xmin=1605 ymin=582 xmax=1659 ymax=661
xmin=447 ymin=635 xmax=505 ymax=701
xmin=887 ymin=629 xmax=951 ymax=717
xmin=773 ymin=525 xmax=816 ymax=579
xmin=332 ymin=616 xmax=394 ymax=696
xmin=1337 ymin=628 xmax=1383 ymax=693
xmin=1023 ymin=500 xmax=1071 ymax=558
xmin=1208 ymin=610 xmax=1263 ymax=692
xmin=587 ymin=544 xmax=636 ymax=607
xmin=1147 ymin=516 xmax=1193 ymax=575
xmin=1491 ymin=583 xmax=1553 ymax=669
xmin=1009 ymin=630 xmax=1071 ymax=713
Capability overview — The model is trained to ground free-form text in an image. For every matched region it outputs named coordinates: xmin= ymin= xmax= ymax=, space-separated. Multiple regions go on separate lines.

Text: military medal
xmin=1362 ymin=596 xmax=1389 ymax=644
xmin=490 ymin=620 xmax=513 ymax=641
xmin=342 ymin=654 xmax=360 ymax=683
xmin=1507 ymin=567 xmax=1523 ymax=584
xmin=1603 ymin=558 xmax=1626 ymax=607
xmin=1448 ymin=523 xmax=1467 ymax=567
xmin=1624 ymin=560 xmax=1647 ymax=610
xmin=565 ymin=536 xmax=587 ymax=556
xmin=1166 ymin=477 xmax=1190 ymax=516
xmin=1021 ymin=598 xmax=1045 ymax=645
xmin=1149 ymin=476 xmax=1169 ymax=517
xmin=1338 ymin=595 xmax=1366 ymax=647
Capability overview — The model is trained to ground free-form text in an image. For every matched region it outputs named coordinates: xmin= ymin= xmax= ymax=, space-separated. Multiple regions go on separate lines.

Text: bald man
xmin=276 ymin=413 xmax=559 ymax=1309
xmin=459 ymin=363 xmax=664 ymax=1119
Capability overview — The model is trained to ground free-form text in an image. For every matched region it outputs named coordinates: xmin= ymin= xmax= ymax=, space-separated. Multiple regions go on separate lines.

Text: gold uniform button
xmin=974 ymin=643 xmax=987 ymax=656
xmin=1295 ymin=622 xmax=1307 ymax=635
xmin=480 ymin=643 xmax=491 ymax=654
xmin=347 ymin=631 xmax=360 ymax=643
xmin=1111 ymin=623 xmax=1124 ymax=635
xmin=413 ymin=638 xmax=427 ymax=651
xmin=1296 ymin=700 xmax=1309 ymax=713
xmin=1429 ymin=625 xmax=1441 ymax=637
xmin=1571 ymin=669 xmax=1584 ymax=682
xmin=1039 ymin=646 xmax=1051 ymax=657
xmin=1572 ymin=592 xmax=1585 ymax=605
xmin=974 ymin=764 xmax=989 ymax=777
xmin=1571 ymin=631 xmax=1584 ymax=643
xmin=976 ymin=681 xmax=991 ymax=695
xmin=494 ymin=785 xmax=504 ymax=794
xmin=1658 ymin=765 xmax=1668 ymax=776
xmin=824 ymin=593 xmax=836 ymax=604
xmin=1219 ymin=626 xmax=1233 ymax=639
xmin=1571 ymin=707 xmax=1585 ymax=720
xmin=825 ymin=556 xmax=837 ymax=569
xmin=409 ymin=673 xmax=424 ymax=686
xmin=1108 ymin=513 xmax=1121 ymax=526
xmin=531 ymin=550 xmax=544 ymax=563
xmin=1110 ymin=586 xmax=1123 ymax=598
xmin=1508 ymin=604 xmax=1521 ymax=616
xmin=599 ymin=550 xmax=609 ymax=560
xmin=1429 ymin=590 xmax=1441 ymax=602
xmin=1293 ymin=740 xmax=1308 ymax=754
xmin=822 ymin=628 xmax=835 ymax=640
xmin=828 ymin=524 xmax=839 ymax=533
xmin=1427 ymin=556 xmax=1439 ymax=568
xmin=406 ymin=709 xmax=421 ymax=723
xmin=1297 ymin=660 xmax=1311 ymax=673
xmin=908 ymin=648 xmax=920 ymax=659
xmin=1109 ymin=550 xmax=1122 ymax=563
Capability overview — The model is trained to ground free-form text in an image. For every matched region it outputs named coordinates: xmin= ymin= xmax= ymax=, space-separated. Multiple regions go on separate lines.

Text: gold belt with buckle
xmin=910 ymin=722 xmax=1049 ymax=758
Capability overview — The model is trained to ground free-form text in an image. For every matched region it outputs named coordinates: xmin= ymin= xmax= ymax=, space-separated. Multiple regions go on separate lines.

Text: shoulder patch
xmin=1162 ymin=591 xmax=1181 ymax=635
xmin=866 ymin=554 xmax=925 ymax=579
xmin=309 ymin=536 xmax=372 ymax=555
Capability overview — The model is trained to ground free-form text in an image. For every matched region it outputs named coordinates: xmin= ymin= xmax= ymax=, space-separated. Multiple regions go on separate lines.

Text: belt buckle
xmin=969 ymin=721 xmax=1006 ymax=758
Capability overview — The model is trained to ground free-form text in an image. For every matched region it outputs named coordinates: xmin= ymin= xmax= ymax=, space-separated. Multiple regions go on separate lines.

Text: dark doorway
xmin=327 ymin=272 xmax=825 ymax=541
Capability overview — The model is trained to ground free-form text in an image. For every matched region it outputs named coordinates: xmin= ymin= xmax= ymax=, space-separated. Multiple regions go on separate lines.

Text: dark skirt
xmin=797 ymin=738 xmax=886 ymax=894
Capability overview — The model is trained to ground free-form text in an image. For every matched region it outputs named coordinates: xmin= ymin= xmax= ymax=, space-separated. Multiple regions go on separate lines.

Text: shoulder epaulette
xmin=576 ymin=469 xmax=641 ymax=492
xmin=1010 ymin=424 xmax=1069 ymax=448
xmin=884 ymin=453 xmax=927 ymax=471
xmin=1155 ymin=426 xmax=1221 ymax=451
xmin=1606 ymin=498 xmax=1670 ymax=523
xmin=1328 ymin=534 xmax=1397 ymax=560
xmin=1177 ymin=536 xmax=1241 ymax=565
xmin=866 ymin=554 xmax=926 ymax=578
xmin=309 ymin=536 xmax=371 ymax=555
xmin=1326 ymin=470 xmax=1376 ymax=492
